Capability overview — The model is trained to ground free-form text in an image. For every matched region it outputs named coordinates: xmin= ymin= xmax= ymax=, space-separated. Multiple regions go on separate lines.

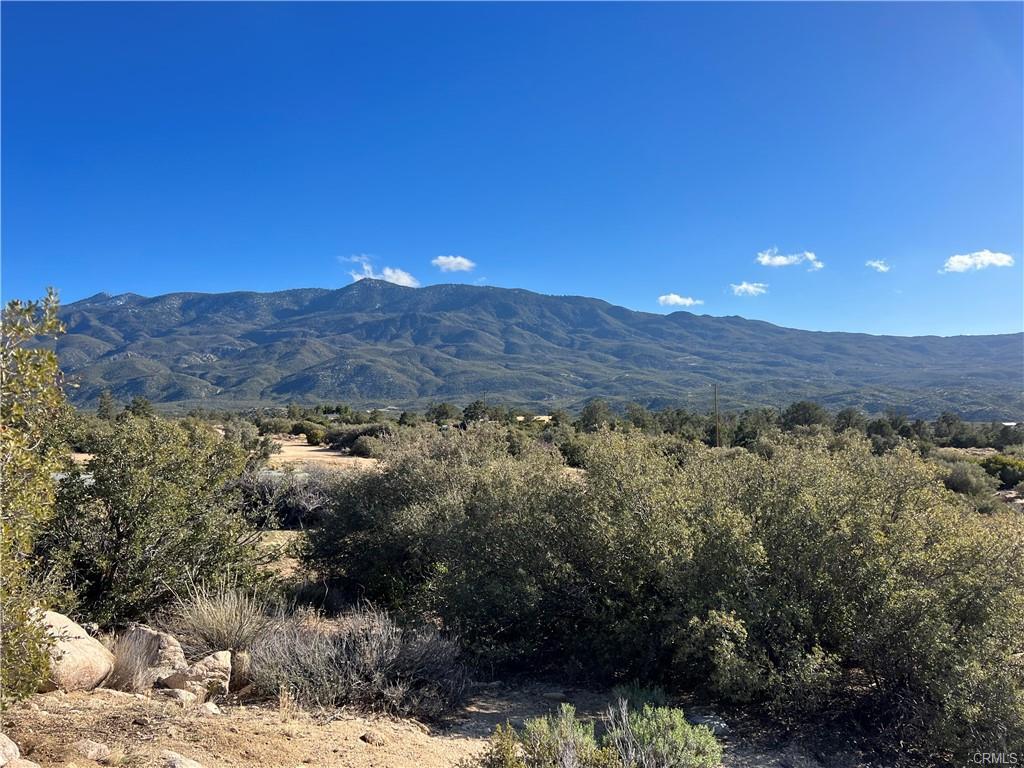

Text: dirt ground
xmin=266 ymin=436 xmax=379 ymax=471
xmin=3 ymin=684 xmax=901 ymax=768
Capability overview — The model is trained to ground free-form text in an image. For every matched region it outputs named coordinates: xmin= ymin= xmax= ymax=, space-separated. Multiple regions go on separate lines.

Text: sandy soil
xmin=3 ymin=684 xmax=900 ymax=768
xmin=266 ymin=436 xmax=379 ymax=471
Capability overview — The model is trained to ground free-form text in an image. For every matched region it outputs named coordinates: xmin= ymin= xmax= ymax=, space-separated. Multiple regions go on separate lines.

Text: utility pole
xmin=714 ymin=383 xmax=721 ymax=448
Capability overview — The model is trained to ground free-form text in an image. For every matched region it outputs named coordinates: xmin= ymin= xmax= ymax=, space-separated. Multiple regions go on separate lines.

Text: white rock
xmin=0 ymin=732 xmax=21 ymax=765
xmin=159 ymin=651 xmax=230 ymax=698
xmin=108 ymin=624 xmax=186 ymax=691
xmin=160 ymin=750 xmax=205 ymax=768
xmin=38 ymin=611 xmax=114 ymax=692
xmin=201 ymin=701 xmax=221 ymax=716
xmin=72 ymin=739 xmax=111 ymax=762
xmin=7 ymin=759 xmax=41 ymax=768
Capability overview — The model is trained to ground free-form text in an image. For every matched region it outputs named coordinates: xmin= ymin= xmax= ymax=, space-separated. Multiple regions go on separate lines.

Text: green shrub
xmin=304 ymin=424 xmax=327 ymax=446
xmin=603 ymin=702 xmax=722 ymax=768
xmin=0 ymin=291 xmax=65 ymax=705
xmin=981 ymin=454 xmax=1024 ymax=488
xmin=609 ymin=681 xmax=669 ymax=709
xmin=941 ymin=459 xmax=999 ymax=496
xmin=304 ymin=427 xmax=1024 ymax=757
xmin=35 ymin=416 xmax=264 ymax=626
xmin=350 ymin=434 xmax=382 ymax=458
xmin=465 ymin=701 xmax=721 ymax=768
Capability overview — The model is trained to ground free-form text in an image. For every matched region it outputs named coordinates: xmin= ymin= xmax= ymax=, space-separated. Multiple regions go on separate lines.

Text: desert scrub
xmin=463 ymin=701 xmax=721 ymax=768
xmin=248 ymin=604 xmax=467 ymax=719
xmin=160 ymin=580 xmax=282 ymax=659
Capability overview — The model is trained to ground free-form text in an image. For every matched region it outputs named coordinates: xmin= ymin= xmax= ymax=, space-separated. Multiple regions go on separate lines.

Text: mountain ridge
xmin=55 ymin=280 xmax=1024 ymax=418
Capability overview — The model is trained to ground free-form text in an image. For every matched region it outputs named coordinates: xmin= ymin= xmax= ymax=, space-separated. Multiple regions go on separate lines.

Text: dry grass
xmin=266 ymin=435 xmax=379 ymax=470
xmin=160 ymin=581 xmax=282 ymax=660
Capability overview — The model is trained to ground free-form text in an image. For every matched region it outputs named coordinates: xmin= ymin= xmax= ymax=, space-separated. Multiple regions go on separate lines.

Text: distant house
xmin=532 ymin=415 xmax=553 ymax=423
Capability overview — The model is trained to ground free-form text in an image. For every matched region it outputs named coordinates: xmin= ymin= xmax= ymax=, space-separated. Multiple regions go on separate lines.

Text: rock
xmin=685 ymin=710 xmax=729 ymax=737
xmin=7 ymin=760 xmax=41 ymax=768
xmin=201 ymin=702 xmax=221 ymax=716
xmin=159 ymin=651 xmax=230 ymax=698
xmin=229 ymin=649 xmax=251 ymax=691
xmin=360 ymin=731 xmax=387 ymax=746
xmin=160 ymin=750 xmax=205 ymax=768
xmin=156 ymin=688 xmax=198 ymax=705
xmin=72 ymin=739 xmax=111 ymax=762
xmin=108 ymin=625 xmax=186 ymax=691
xmin=0 ymin=732 xmax=21 ymax=764
xmin=38 ymin=611 xmax=114 ymax=693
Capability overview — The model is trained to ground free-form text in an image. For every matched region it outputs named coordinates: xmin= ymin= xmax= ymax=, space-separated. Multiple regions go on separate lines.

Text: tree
xmin=96 ymin=389 xmax=117 ymax=421
xmin=398 ymin=410 xmax=422 ymax=427
xmin=578 ymin=399 xmax=613 ymax=433
xmin=36 ymin=416 xmax=260 ymax=626
xmin=0 ymin=289 xmax=65 ymax=703
xmin=462 ymin=400 xmax=490 ymax=423
xmin=781 ymin=400 xmax=832 ymax=431
xmin=833 ymin=407 xmax=866 ymax=433
xmin=426 ymin=402 xmax=462 ymax=425
xmin=122 ymin=395 xmax=155 ymax=418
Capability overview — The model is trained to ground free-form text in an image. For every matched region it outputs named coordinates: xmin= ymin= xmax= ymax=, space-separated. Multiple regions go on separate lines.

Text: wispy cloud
xmin=940 ymin=249 xmax=1014 ymax=273
xmin=341 ymin=255 xmax=421 ymax=287
xmin=432 ymin=255 xmax=476 ymax=272
xmin=865 ymin=259 xmax=891 ymax=273
xmin=658 ymin=293 xmax=703 ymax=307
xmin=756 ymin=247 xmax=823 ymax=271
xmin=730 ymin=281 xmax=768 ymax=297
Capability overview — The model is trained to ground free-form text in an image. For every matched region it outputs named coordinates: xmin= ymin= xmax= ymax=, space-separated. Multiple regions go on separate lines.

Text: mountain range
xmin=55 ymin=280 xmax=1023 ymax=419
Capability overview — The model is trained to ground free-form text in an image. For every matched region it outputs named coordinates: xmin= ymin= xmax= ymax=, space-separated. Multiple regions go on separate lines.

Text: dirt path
xmin=266 ymin=436 xmax=378 ymax=471
xmin=3 ymin=685 xmax=899 ymax=768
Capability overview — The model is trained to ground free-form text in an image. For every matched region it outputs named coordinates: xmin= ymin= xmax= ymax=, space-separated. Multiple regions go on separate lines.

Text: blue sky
xmin=2 ymin=2 xmax=1021 ymax=336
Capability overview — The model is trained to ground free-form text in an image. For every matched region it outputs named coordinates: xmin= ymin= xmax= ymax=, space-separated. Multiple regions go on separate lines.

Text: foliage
xmin=35 ymin=416 xmax=265 ymax=626
xmin=939 ymin=459 xmax=999 ymax=497
xmin=981 ymin=454 xmax=1024 ymax=489
xmin=247 ymin=605 xmax=467 ymax=719
xmin=304 ymin=426 xmax=1024 ymax=757
xmin=464 ymin=701 xmax=720 ymax=768
xmin=0 ymin=290 xmax=65 ymax=705
xmin=603 ymin=701 xmax=722 ymax=768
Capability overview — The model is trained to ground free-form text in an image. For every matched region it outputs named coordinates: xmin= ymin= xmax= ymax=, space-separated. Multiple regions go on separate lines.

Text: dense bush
xmin=939 ymin=459 xmax=999 ymax=497
xmin=240 ymin=465 xmax=339 ymax=529
xmin=981 ymin=454 xmax=1024 ymax=488
xmin=248 ymin=605 xmax=467 ymax=719
xmin=324 ymin=422 xmax=393 ymax=452
xmin=304 ymin=426 xmax=1024 ymax=757
xmin=0 ymin=291 xmax=64 ymax=705
xmin=36 ymin=416 xmax=266 ymax=626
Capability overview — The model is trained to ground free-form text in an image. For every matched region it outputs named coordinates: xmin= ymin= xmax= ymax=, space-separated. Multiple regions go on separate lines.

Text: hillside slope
xmin=56 ymin=280 xmax=1023 ymax=418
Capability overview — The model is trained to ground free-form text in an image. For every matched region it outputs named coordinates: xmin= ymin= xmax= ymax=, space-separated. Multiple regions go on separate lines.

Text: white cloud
xmin=940 ymin=249 xmax=1014 ymax=273
xmin=756 ymin=247 xmax=823 ymax=271
xmin=865 ymin=259 xmax=891 ymax=273
xmin=658 ymin=293 xmax=703 ymax=307
xmin=730 ymin=281 xmax=768 ymax=296
xmin=342 ymin=255 xmax=421 ymax=287
xmin=432 ymin=255 xmax=476 ymax=272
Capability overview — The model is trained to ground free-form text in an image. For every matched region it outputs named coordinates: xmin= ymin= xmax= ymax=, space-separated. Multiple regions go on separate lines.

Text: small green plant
xmin=604 ymin=701 xmax=722 ymax=768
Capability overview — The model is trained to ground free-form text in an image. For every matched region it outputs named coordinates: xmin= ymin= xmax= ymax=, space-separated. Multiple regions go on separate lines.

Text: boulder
xmin=7 ymin=760 xmax=41 ymax=768
xmin=108 ymin=625 xmax=187 ymax=691
xmin=0 ymin=732 xmax=20 ymax=765
xmin=200 ymin=702 xmax=221 ymax=716
xmin=159 ymin=651 xmax=231 ymax=699
xmin=72 ymin=739 xmax=111 ymax=762
xmin=684 ymin=709 xmax=729 ymax=737
xmin=160 ymin=750 xmax=205 ymax=768
xmin=38 ymin=611 xmax=114 ymax=692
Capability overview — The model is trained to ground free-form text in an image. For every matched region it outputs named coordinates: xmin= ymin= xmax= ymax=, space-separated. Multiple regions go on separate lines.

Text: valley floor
xmin=4 ymin=683 xmax=904 ymax=768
